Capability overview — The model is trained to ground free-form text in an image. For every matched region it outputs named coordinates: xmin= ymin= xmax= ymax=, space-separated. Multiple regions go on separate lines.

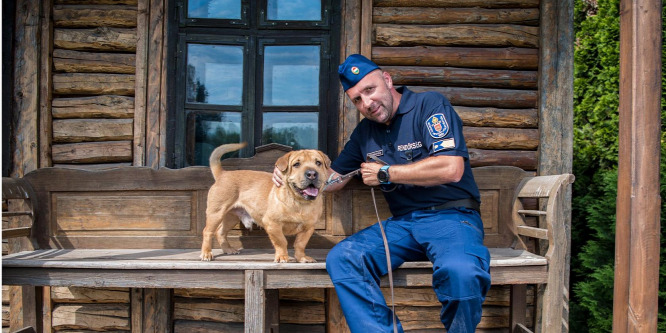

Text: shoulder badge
xmin=426 ymin=113 xmax=449 ymax=139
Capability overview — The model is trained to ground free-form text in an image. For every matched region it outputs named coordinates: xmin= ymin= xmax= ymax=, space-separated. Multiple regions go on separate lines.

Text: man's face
xmin=345 ymin=70 xmax=395 ymax=125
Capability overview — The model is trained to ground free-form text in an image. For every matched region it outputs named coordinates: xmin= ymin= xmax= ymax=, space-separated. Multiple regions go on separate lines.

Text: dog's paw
xmin=297 ymin=256 xmax=317 ymax=263
xmin=200 ymin=251 xmax=214 ymax=261
xmin=274 ymin=255 xmax=292 ymax=263
xmin=222 ymin=247 xmax=242 ymax=255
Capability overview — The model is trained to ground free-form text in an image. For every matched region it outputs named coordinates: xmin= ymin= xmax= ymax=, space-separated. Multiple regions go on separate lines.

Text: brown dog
xmin=200 ymin=142 xmax=330 ymax=263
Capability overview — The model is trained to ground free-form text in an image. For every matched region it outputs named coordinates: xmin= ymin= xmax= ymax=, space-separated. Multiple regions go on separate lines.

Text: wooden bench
xmin=2 ymin=150 xmax=574 ymax=333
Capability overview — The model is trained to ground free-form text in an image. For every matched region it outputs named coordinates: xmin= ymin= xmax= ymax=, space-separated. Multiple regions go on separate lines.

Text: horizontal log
xmin=56 ymin=0 xmax=137 ymax=4
xmin=53 ymin=49 xmax=135 ymax=73
xmin=280 ymin=301 xmax=326 ymax=324
xmin=52 ymin=162 xmax=132 ymax=170
xmin=53 ymin=73 xmax=135 ymax=95
xmin=54 ymin=27 xmax=137 ymax=52
xmin=53 ymin=119 xmax=133 ymax=143
xmin=397 ymin=305 xmax=533 ymax=330
xmin=464 ymin=127 xmax=538 ymax=150
xmin=408 ymin=86 xmax=537 ymax=108
xmin=380 ymin=285 xmax=534 ymax=307
xmin=455 ymin=106 xmax=538 ymax=128
xmin=2 ymin=305 xmax=8 ymax=326
xmin=373 ymin=46 xmax=538 ymax=70
xmin=52 ymin=304 xmax=130 ymax=331
xmin=374 ymin=0 xmax=539 ymax=8
xmin=374 ymin=7 xmax=539 ymax=25
xmin=280 ymin=289 xmax=325 ymax=302
xmin=52 ymin=141 xmax=133 ymax=163
xmin=375 ymin=24 xmax=539 ymax=48
xmin=174 ymin=320 xmax=243 ymax=333
xmin=52 ymin=95 xmax=134 ymax=119
xmin=173 ymin=299 xmax=244 ymax=322
xmin=386 ymin=66 xmax=537 ymax=89
xmin=175 ymin=289 xmax=245 ymax=300
xmin=51 ymin=286 xmax=129 ymax=303
xmin=469 ymin=148 xmax=537 ymax=170
xmin=54 ymin=5 xmax=137 ymax=28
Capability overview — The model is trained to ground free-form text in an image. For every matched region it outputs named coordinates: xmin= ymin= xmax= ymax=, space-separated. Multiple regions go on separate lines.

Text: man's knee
xmin=432 ymin=256 xmax=490 ymax=300
xmin=326 ymin=241 xmax=364 ymax=280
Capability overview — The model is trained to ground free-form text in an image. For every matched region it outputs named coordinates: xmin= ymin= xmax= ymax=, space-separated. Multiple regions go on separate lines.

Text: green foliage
xmin=571 ymin=0 xmax=666 ymax=332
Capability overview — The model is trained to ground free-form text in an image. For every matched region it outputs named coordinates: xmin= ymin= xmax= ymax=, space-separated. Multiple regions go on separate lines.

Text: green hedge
xmin=571 ymin=0 xmax=666 ymax=331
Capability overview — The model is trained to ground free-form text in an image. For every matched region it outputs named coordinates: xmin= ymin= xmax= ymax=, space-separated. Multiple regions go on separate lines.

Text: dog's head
xmin=275 ymin=150 xmax=331 ymax=201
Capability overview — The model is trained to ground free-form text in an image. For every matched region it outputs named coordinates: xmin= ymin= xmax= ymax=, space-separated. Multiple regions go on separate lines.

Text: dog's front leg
xmin=293 ymin=227 xmax=316 ymax=263
xmin=264 ymin=223 xmax=292 ymax=263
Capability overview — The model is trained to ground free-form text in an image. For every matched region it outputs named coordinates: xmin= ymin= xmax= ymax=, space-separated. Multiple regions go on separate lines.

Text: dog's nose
xmin=306 ymin=169 xmax=318 ymax=180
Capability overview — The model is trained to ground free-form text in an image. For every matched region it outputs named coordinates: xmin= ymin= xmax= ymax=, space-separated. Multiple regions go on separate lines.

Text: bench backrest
xmin=11 ymin=148 xmax=533 ymax=250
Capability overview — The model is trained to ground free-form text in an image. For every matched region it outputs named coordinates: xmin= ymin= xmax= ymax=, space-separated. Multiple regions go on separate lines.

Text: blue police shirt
xmin=331 ymin=86 xmax=481 ymax=216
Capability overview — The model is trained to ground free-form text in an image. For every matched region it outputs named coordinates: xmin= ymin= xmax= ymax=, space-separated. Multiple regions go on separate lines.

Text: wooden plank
xmin=53 ymin=49 xmax=135 ymax=73
xmin=145 ymin=0 xmax=166 ymax=168
xmin=245 ymin=270 xmax=266 ymax=333
xmin=338 ymin=0 xmax=362 ymax=152
xmin=54 ymin=27 xmax=137 ymax=52
xmin=52 ymin=162 xmax=132 ymax=170
xmin=51 ymin=287 xmax=129 ymax=303
xmin=614 ymin=0 xmax=662 ymax=332
xmin=52 ymin=141 xmax=133 ymax=164
xmin=40 ymin=0 xmax=54 ymax=168
xmin=387 ymin=66 xmax=537 ymax=89
xmin=373 ymin=46 xmax=539 ymax=70
xmin=374 ymin=7 xmax=539 ymax=25
xmin=53 ymin=5 xmax=137 ymax=28
xmin=142 ymin=289 xmax=171 ymax=333
xmin=53 ymin=73 xmax=135 ymax=95
xmin=326 ymin=289 xmax=350 ymax=333
xmin=51 ymin=303 xmax=130 ymax=331
xmin=510 ymin=284 xmax=527 ymax=331
xmin=464 ymin=127 xmax=538 ymax=150
xmin=2 ymin=227 xmax=32 ymax=238
xmin=133 ymin=0 xmax=149 ymax=166
xmin=173 ymin=320 xmax=243 ymax=333
xmin=52 ymin=119 xmax=133 ymax=143
xmin=42 ymin=286 xmax=52 ymax=333
xmin=408 ymin=86 xmax=537 ymax=108
xmin=455 ymin=106 xmax=538 ymax=128
xmin=173 ymin=298 xmax=244 ymax=322
xmin=56 ymin=0 xmax=138 ymax=4
xmin=373 ymin=0 xmax=540 ymax=7
xmin=52 ymin=95 xmax=135 ymax=119
xmin=374 ymin=24 xmax=539 ymax=48
xmin=360 ymin=0 xmax=372 ymax=57
xmin=130 ymin=288 xmax=143 ymax=333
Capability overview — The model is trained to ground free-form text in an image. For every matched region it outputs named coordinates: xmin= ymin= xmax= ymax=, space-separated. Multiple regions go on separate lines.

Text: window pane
xmin=193 ymin=112 xmax=242 ymax=165
xmin=187 ymin=44 xmax=244 ymax=106
xmin=267 ymin=0 xmax=321 ymax=21
xmin=263 ymin=46 xmax=319 ymax=106
xmin=188 ymin=0 xmax=241 ymax=19
xmin=262 ymin=112 xmax=318 ymax=149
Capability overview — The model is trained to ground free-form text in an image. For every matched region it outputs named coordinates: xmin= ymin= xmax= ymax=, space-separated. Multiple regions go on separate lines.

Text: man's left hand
xmin=360 ymin=162 xmax=383 ymax=186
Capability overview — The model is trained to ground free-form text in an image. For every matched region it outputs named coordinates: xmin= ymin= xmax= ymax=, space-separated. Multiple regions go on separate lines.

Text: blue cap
xmin=338 ymin=54 xmax=380 ymax=91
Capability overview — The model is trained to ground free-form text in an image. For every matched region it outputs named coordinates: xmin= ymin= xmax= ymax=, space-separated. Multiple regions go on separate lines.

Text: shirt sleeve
xmin=419 ymin=93 xmax=469 ymax=159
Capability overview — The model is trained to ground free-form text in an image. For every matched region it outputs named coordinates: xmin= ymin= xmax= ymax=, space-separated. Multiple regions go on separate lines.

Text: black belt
xmin=427 ymin=198 xmax=480 ymax=213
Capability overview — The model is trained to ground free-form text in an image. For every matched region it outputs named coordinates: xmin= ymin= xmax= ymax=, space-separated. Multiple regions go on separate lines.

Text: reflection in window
xmin=194 ymin=112 xmax=242 ymax=165
xmin=188 ymin=0 xmax=241 ymax=19
xmin=267 ymin=0 xmax=321 ymax=21
xmin=262 ymin=112 xmax=318 ymax=149
xmin=187 ymin=44 xmax=244 ymax=105
xmin=263 ymin=46 xmax=319 ymax=106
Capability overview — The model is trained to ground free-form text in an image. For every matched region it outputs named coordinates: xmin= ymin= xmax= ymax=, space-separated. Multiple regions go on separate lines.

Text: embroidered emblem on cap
xmin=433 ymin=138 xmax=455 ymax=152
xmin=351 ymin=66 xmax=360 ymax=75
xmin=426 ymin=113 xmax=449 ymax=138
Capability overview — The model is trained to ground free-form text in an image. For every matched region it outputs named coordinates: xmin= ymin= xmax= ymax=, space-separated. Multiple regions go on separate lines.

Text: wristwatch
xmin=377 ymin=165 xmax=391 ymax=184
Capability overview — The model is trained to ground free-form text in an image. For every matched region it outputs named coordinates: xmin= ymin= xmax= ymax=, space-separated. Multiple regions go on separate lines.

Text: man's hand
xmin=360 ymin=162 xmax=383 ymax=187
xmin=272 ymin=166 xmax=284 ymax=187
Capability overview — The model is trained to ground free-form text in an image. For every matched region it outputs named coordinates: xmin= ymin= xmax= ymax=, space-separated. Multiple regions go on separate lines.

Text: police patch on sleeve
xmin=426 ymin=113 xmax=449 ymax=138
xmin=433 ymin=138 xmax=456 ymax=152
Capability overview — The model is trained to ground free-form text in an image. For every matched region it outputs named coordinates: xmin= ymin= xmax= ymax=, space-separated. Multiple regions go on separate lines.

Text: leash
xmin=371 ymin=187 xmax=398 ymax=333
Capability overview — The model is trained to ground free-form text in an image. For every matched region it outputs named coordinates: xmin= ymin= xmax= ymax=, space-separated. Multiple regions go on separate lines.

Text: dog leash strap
xmin=371 ymin=187 xmax=399 ymax=333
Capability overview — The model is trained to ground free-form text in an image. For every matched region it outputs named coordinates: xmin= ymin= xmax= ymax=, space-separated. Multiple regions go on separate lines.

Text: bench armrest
xmin=2 ymin=177 xmax=36 ymax=240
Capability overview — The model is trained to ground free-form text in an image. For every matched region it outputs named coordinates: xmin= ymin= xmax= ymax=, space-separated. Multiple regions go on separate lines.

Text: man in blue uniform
xmin=274 ymin=54 xmax=490 ymax=332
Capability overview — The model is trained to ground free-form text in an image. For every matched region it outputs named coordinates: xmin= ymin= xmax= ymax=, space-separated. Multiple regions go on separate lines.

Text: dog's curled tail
xmin=209 ymin=142 xmax=248 ymax=181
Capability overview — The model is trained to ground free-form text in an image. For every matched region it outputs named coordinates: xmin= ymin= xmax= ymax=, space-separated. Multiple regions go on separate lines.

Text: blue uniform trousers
xmin=326 ymin=208 xmax=491 ymax=333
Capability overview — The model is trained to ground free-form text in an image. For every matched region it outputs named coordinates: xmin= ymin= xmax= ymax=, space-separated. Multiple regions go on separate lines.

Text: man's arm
xmin=360 ymin=155 xmax=464 ymax=187
xmin=272 ymin=167 xmax=353 ymax=192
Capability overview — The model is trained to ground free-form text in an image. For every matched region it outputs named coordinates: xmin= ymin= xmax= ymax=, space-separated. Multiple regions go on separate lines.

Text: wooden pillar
xmin=613 ymin=0 xmax=662 ymax=332
xmin=245 ymin=270 xmax=266 ymax=333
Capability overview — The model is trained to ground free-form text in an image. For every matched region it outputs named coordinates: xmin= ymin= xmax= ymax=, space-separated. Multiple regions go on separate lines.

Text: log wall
xmin=370 ymin=0 xmax=541 ymax=170
xmin=50 ymin=0 xmax=138 ymax=168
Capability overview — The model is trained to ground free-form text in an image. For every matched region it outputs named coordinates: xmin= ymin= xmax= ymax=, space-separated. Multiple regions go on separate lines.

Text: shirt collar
xmin=395 ymin=86 xmax=416 ymax=115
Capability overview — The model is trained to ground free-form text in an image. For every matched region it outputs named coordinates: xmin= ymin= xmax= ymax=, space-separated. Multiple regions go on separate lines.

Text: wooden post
xmin=613 ymin=0 xmax=662 ymax=332
xmin=245 ymin=270 xmax=266 ymax=333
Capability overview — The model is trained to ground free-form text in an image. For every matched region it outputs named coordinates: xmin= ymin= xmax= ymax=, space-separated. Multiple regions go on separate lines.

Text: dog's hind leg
xmin=216 ymin=214 xmax=242 ymax=255
xmin=201 ymin=209 xmax=226 ymax=261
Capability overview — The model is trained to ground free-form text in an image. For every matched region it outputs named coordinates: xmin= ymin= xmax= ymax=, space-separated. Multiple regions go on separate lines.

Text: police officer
xmin=274 ymin=54 xmax=490 ymax=332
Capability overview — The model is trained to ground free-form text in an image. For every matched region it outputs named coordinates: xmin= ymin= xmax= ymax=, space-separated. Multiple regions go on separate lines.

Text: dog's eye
xmin=293 ymin=162 xmax=301 ymax=168
xmin=315 ymin=160 xmax=322 ymax=166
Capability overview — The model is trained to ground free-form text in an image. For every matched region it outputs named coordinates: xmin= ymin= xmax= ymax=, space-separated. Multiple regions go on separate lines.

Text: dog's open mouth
xmin=297 ymin=184 xmax=319 ymax=200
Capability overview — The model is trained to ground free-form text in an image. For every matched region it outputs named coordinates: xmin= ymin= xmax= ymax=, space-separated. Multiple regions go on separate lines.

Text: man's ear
xmin=275 ymin=152 xmax=292 ymax=173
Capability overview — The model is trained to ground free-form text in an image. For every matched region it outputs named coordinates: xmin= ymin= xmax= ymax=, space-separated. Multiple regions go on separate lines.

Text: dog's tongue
xmin=303 ymin=187 xmax=319 ymax=197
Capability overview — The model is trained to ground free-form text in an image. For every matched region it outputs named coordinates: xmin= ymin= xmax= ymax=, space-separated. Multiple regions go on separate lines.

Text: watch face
xmin=378 ymin=170 xmax=389 ymax=183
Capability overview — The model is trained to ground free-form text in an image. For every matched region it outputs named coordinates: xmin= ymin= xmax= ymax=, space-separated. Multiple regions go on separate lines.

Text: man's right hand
xmin=272 ymin=166 xmax=284 ymax=187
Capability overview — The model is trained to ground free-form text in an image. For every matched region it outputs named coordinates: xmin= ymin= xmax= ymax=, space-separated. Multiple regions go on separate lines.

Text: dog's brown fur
xmin=200 ymin=142 xmax=330 ymax=263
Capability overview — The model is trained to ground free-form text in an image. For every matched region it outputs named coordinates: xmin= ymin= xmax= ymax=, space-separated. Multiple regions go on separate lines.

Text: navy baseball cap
xmin=338 ymin=54 xmax=380 ymax=91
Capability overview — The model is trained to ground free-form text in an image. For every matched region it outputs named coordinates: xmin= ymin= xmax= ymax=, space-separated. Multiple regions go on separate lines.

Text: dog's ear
xmin=275 ymin=152 xmax=292 ymax=173
xmin=318 ymin=151 xmax=332 ymax=169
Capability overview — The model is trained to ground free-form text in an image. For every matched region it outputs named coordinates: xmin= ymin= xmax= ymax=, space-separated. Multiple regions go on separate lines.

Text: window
xmin=169 ymin=0 xmax=340 ymax=167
